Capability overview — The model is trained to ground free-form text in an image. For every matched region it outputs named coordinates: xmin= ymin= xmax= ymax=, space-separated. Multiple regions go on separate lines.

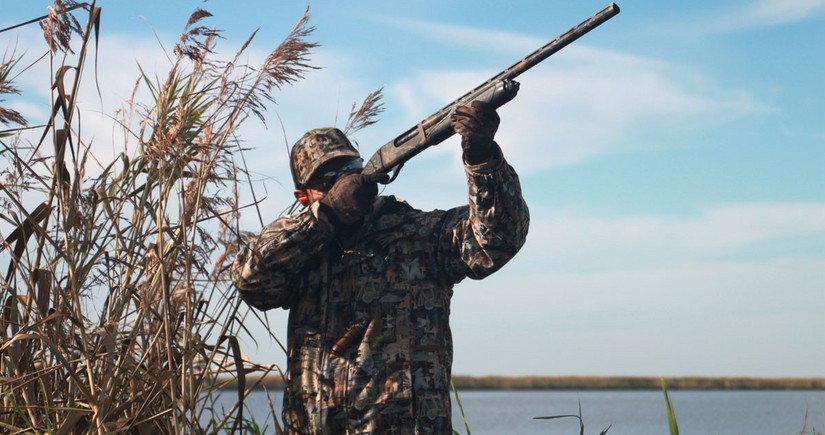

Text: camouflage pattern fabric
xmin=231 ymin=144 xmax=529 ymax=434
xmin=290 ymin=127 xmax=361 ymax=189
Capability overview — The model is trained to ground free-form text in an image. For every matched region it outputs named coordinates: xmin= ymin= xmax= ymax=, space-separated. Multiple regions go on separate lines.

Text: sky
xmin=3 ymin=0 xmax=824 ymax=378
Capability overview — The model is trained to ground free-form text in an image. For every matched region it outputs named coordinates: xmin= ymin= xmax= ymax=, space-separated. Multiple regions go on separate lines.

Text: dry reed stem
xmin=1 ymin=2 xmax=319 ymax=433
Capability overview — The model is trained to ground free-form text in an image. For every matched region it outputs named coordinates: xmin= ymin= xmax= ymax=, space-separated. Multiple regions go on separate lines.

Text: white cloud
xmin=3 ymin=20 xmax=426 ymax=231
xmin=386 ymin=44 xmax=769 ymax=174
xmin=6 ymin=11 xmax=766 ymax=212
xmin=448 ymin=199 xmax=825 ymax=376
xmin=709 ymin=0 xmax=825 ymax=31
xmin=363 ymin=14 xmax=539 ymax=56
xmin=6 ymin=28 xmax=175 ymax=172
xmin=737 ymin=0 xmax=825 ymax=27
xmin=522 ymin=201 xmax=825 ymax=273
xmin=451 ymin=256 xmax=825 ymax=376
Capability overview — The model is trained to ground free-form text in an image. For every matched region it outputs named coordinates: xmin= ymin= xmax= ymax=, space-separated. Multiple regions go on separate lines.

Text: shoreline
xmin=450 ymin=375 xmax=825 ymax=391
xmin=226 ymin=375 xmax=825 ymax=391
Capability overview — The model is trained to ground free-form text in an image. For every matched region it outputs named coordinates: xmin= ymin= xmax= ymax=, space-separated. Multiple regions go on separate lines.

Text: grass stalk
xmin=661 ymin=378 xmax=680 ymax=435
xmin=451 ymin=379 xmax=472 ymax=435
xmin=0 ymin=2 xmax=318 ymax=432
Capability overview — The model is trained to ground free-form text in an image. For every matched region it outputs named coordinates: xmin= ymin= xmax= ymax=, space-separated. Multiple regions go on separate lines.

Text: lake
xmin=211 ymin=389 xmax=825 ymax=434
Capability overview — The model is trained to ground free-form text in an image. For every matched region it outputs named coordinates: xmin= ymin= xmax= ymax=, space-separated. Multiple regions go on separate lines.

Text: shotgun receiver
xmin=362 ymin=3 xmax=620 ymax=181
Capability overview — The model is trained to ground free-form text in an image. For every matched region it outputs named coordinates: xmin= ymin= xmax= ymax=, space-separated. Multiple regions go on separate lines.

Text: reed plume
xmin=0 ymin=2 xmax=317 ymax=433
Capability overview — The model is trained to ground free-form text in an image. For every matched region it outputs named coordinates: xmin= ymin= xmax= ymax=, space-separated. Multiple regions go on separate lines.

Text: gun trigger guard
xmin=386 ymin=163 xmax=404 ymax=184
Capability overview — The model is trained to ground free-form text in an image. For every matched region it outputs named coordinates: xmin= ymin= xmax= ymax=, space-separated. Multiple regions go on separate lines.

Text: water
xmin=214 ymin=389 xmax=825 ymax=434
xmin=451 ymin=390 xmax=824 ymax=434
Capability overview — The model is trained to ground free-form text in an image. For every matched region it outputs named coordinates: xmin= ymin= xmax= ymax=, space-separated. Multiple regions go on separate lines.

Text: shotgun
xmin=362 ymin=3 xmax=620 ymax=181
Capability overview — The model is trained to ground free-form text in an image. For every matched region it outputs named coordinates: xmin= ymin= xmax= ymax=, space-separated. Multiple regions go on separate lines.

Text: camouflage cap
xmin=290 ymin=127 xmax=362 ymax=189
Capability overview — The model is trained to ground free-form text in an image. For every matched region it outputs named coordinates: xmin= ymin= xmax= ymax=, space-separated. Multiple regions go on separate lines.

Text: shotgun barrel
xmin=363 ymin=3 xmax=620 ymax=180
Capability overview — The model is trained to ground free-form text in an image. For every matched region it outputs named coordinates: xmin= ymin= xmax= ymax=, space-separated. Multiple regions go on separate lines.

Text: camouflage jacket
xmin=231 ymin=145 xmax=529 ymax=434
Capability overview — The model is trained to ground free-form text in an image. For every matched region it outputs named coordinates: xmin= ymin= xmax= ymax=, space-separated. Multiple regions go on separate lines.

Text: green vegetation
xmin=451 ymin=380 xmax=473 ymax=435
xmin=535 ymin=401 xmax=612 ymax=435
xmin=662 ymin=379 xmax=679 ymax=435
xmin=532 ymin=379 xmax=819 ymax=435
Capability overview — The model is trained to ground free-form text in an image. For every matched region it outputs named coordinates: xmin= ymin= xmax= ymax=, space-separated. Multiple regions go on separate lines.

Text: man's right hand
xmin=321 ymin=172 xmax=389 ymax=225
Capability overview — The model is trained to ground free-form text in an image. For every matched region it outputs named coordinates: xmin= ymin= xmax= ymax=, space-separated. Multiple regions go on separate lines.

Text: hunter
xmin=231 ymin=101 xmax=529 ymax=434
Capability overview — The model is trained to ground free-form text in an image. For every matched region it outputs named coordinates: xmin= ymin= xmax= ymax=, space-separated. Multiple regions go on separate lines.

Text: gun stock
xmin=363 ymin=3 xmax=620 ymax=180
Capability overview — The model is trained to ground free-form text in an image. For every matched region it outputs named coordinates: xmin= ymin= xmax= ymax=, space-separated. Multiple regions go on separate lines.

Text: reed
xmin=661 ymin=379 xmax=679 ymax=435
xmin=0 ymin=1 xmax=318 ymax=432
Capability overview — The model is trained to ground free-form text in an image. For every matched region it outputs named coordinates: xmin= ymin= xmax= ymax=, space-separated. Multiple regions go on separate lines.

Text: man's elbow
xmin=465 ymin=239 xmax=526 ymax=280
xmin=235 ymin=284 xmax=292 ymax=311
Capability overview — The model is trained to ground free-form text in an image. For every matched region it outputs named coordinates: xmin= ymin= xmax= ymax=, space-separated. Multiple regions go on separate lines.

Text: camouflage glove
xmin=321 ymin=172 xmax=389 ymax=225
xmin=451 ymin=100 xmax=500 ymax=164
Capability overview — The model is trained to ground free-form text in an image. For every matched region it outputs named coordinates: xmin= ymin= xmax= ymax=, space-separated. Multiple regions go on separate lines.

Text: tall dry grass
xmin=0 ymin=1 xmax=317 ymax=433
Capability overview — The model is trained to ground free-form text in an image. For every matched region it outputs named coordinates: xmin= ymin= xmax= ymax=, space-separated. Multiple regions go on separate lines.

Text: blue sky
xmin=5 ymin=1 xmax=824 ymax=377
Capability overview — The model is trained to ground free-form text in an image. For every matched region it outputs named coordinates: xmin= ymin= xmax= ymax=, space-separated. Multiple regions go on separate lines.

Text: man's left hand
xmin=321 ymin=172 xmax=389 ymax=225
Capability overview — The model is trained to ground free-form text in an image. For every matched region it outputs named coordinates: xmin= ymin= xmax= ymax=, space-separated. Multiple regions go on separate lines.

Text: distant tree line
xmin=450 ymin=375 xmax=825 ymax=390
xmin=239 ymin=374 xmax=825 ymax=391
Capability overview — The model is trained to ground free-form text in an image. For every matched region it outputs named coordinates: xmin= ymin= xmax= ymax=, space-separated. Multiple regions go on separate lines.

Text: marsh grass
xmin=534 ymin=401 xmax=611 ymax=435
xmin=451 ymin=380 xmax=472 ymax=435
xmin=532 ymin=379 xmax=821 ymax=435
xmin=661 ymin=379 xmax=679 ymax=435
xmin=0 ymin=1 xmax=320 ymax=432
